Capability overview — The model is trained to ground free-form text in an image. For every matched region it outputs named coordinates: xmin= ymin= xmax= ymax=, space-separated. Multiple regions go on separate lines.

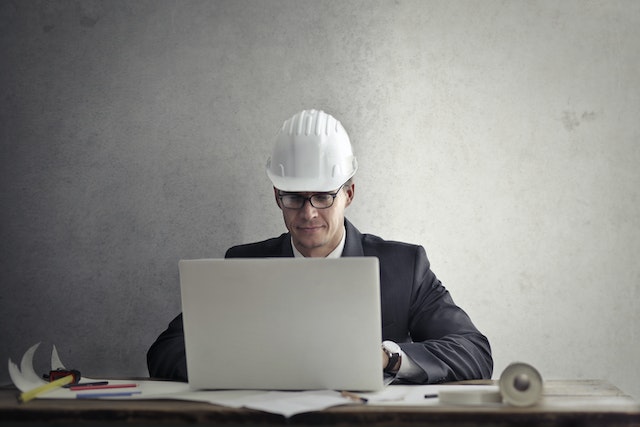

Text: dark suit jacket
xmin=147 ymin=219 xmax=493 ymax=383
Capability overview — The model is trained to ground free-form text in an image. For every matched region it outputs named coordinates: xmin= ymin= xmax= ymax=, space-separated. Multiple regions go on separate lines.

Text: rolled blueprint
xmin=438 ymin=362 xmax=543 ymax=406
xmin=438 ymin=388 xmax=502 ymax=405
xmin=498 ymin=362 xmax=543 ymax=407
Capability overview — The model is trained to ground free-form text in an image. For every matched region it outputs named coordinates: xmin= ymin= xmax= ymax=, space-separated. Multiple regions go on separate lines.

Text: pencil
xmin=69 ymin=383 xmax=137 ymax=391
xmin=19 ymin=375 xmax=75 ymax=403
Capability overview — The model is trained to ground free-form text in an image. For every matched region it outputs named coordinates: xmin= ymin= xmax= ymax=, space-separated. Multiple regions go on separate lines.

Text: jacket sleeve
xmin=146 ymin=313 xmax=188 ymax=381
xmin=392 ymin=246 xmax=493 ymax=384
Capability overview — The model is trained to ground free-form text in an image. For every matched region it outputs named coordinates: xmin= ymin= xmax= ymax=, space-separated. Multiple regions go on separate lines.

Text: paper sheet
xmin=12 ymin=377 xmax=356 ymax=418
xmin=7 ymin=343 xmax=361 ymax=417
xmin=7 ymin=343 xmax=501 ymax=418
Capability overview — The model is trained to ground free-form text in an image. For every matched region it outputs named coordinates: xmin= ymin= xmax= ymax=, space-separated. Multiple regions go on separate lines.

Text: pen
xmin=69 ymin=383 xmax=137 ymax=391
xmin=76 ymin=391 xmax=142 ymax=399
xmin=65 ymin=381 xmax=109 ymax=389
xmin=19 ymin=375 xmax=75 ymax=403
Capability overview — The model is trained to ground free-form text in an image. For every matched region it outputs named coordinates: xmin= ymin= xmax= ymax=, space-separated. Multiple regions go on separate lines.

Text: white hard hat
xmin=266 ymin=109 xmax=358 ymax=192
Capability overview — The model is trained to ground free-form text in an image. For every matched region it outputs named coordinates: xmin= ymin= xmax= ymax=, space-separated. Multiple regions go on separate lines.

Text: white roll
xmin=498 ymin=362 xmax=543 ymax=407
xmin=438 ymin=388 xmax=503 ymax=405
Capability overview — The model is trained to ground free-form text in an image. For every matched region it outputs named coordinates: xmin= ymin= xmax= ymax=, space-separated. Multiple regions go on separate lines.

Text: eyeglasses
xmin=278 ymin=185 xmax=345 ymax=209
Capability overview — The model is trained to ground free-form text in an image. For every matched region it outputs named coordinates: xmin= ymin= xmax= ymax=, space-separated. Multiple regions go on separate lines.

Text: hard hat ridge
xmin=266 ymin=109 xmax=357 ymax=192
xmin=283 ymin=109 xmax=338 ymax=137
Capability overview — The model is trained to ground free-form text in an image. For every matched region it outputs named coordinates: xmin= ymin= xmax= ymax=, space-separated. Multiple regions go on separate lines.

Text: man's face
xmin=274 ymin=183 xmax=354 ymax=258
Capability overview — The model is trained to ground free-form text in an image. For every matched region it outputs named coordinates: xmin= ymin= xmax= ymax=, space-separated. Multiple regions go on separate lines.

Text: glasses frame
xmin=277 ymin=184 xmax=345 ymax=210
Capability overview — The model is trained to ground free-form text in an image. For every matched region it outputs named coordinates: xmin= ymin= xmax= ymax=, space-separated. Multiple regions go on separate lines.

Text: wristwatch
xmin=382 ymin=341 xmax=402 ymax=374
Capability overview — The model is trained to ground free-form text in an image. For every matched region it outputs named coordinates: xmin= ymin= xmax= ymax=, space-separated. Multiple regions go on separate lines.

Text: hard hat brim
xmin=267 ymin=168 xmax=356 ymax=192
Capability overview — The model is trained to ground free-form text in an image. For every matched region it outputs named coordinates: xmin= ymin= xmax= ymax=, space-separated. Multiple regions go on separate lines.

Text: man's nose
xmin=299 ymin=198 xmax=318 ymax=218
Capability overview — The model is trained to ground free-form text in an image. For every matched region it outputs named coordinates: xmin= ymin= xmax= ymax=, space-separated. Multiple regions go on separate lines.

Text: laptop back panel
xmin=179 ymin=257 xmax=383 ymax=391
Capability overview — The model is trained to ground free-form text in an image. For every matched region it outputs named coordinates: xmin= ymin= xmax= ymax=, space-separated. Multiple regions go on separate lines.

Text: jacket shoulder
xmin=225 ymin=233 xmax=289 ymax=258
xmin=361 ymin=232 xmax=422 ymax=257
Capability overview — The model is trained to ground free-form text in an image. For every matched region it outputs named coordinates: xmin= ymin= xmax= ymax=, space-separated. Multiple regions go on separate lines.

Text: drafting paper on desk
xmin=7 ymin=343 xmax=44 ymax=391
xmin=161 ymin=390 xmax=355 ymax=418
xmin=358 ymin=384 xmax=502 ymax=405
xmin=235 ymin=390 xmax=353 ymax=418
xmin=7 ymin=343 xmax=355 ymax=417
xmin=8 ymin=343 xmax=190 ymax=397
xmin=8 ymin=344 xmax=509 ymax=418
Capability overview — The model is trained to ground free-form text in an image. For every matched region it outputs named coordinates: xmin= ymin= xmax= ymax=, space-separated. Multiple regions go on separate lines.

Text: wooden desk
xmin=1 ymin=380 xmax=639 ymax=426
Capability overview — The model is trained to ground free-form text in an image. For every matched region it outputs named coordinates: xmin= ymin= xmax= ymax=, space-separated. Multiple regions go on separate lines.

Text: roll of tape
xmin=499 ymin=362 xmax=543 ymax=407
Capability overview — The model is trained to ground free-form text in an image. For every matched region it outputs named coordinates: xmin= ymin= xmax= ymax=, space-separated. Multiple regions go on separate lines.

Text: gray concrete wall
xmin=2 ymin=0 xmax=638 ymax=398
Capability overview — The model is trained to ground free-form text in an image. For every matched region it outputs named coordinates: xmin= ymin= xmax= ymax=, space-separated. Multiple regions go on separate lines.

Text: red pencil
xmin=70 ymin=383 xmax=137 ymax=391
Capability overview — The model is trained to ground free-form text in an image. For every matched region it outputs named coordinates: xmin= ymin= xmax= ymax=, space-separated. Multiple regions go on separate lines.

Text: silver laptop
xmin=179 ymin=257 xmax=384 ymax=391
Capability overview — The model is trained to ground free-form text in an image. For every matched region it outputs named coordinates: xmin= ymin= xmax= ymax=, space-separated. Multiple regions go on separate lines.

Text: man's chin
xmin=292 ymin=236 xmax=327 ymax=253
xmin=296 ymin=239 xmax=323 ymax=250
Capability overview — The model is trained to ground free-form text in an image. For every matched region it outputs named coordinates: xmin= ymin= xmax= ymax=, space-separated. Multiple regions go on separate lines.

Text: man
xmin=147 ymin=109 xmax=493 ymax=384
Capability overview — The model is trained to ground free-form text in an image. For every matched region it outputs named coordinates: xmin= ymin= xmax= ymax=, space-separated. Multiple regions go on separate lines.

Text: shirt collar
xmin=291 ymin=226 xmax=346 ymax=258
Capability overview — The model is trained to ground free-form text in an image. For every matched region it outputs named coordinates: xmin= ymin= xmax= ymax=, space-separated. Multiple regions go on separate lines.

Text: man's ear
xmin=344 ymin=182 xmax=355 ymax=207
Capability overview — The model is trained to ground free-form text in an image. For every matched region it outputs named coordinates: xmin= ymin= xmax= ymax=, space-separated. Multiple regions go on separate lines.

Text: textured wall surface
xmin=1 ymin=0 xmax=639 ymax=398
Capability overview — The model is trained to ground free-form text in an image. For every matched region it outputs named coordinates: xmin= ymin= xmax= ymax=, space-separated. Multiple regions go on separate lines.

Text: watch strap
xmin=383 ymin=346 xmax=401 ymax=373
xmin=385 ymin=353 xmax=400 ymax=373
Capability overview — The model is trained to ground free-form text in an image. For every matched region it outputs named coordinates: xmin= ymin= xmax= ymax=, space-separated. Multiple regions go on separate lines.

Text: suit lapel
xmin=342 ymin=218 xmax=365 ymax=257
xmin=279 ymin=234 xmax=295 ymax=257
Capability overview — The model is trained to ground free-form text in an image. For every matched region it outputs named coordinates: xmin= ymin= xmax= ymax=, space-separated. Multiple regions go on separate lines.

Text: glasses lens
xmin=280 ymin=195 xmax=304 ymax=209
xmin=310 ymin=194 xmax=335 ymax=208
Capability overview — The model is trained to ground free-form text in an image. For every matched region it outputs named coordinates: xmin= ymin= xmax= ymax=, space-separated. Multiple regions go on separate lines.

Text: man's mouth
xmin=297 ymin=224 xmax=324 ymax=233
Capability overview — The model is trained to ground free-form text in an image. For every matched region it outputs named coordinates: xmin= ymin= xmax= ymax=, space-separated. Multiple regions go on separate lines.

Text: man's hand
xmin=382 ymin=348 xmax=389 ymax=369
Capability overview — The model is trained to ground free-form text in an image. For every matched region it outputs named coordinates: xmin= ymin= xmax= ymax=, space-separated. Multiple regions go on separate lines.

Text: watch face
xmin=382 ymin=340 xmax=400 ymax=353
